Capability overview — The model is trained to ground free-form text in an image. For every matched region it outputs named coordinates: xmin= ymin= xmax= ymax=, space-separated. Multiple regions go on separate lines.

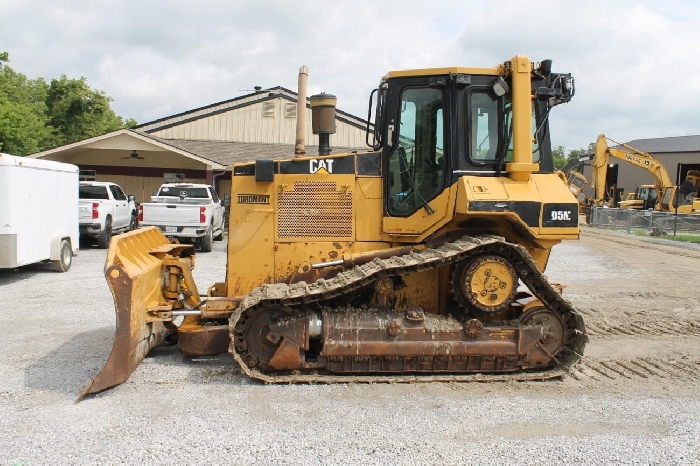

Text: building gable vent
xmin=285 ymin=102 xmax=297 ymax=119
xmin=262 ymin=101 xmax=275 ymax=118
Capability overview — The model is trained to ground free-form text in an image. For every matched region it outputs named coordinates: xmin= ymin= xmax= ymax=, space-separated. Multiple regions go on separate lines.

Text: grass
xmin=630 ymin=229 xmax=700 ymax=244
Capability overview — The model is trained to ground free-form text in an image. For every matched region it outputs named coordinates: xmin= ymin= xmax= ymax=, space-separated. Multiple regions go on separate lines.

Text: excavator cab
xmin=621 ymin=185 xmax=658 ymax=210
xmin=80 ymin=56 xmax=586 ymax=400
xmin=661 ymin=184 xmax=697 ymax=212
xmin=640 ymin=186 xmax=658 ymax=210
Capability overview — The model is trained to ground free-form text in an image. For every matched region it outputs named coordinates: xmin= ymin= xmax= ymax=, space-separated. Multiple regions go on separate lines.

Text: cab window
xmin=109 ymin=185 xmax=127 ymax=200
xmin=208 ymin=187 xmax=219 ymax=203
xmin=468 ymin=90 xmax=541 ymax=164
xmin=387 ymin=87 xmax=446 ymax=216
xmin=470 ymin=91 xmax=499 ymax=161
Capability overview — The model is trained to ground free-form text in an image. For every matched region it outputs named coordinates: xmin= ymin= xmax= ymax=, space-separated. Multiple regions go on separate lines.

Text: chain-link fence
xmin=588 ymin=207 xmax=700 ymax=236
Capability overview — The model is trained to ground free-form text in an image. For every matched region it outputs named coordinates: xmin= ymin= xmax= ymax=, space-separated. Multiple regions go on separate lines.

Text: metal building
xmin=28 ymin=86 xmax=368 ymax=202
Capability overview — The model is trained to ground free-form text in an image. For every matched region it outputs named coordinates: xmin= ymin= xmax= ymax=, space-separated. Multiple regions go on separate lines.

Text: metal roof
xmin=622 ymin=135 xmax=700 ymax=153
xmin=580 ymin=134 xmax=700 ymax=158
xmin=140 ymin=132 xmax=367 ymax=167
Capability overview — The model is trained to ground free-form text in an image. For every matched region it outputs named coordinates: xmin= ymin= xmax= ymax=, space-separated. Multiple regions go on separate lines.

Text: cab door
xmin=383 ymin=84 xmax=451 ymax=237
xmin=109 ymin=184 xmax=129 ymax=229
xmin=208 ymin=186 xmax=224 ymax=230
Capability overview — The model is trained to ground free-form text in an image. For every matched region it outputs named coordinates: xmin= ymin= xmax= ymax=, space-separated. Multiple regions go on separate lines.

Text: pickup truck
xmin=138 ymin=183 xmax=225 ymax=252
xmin=79 ymin=181 xmax=137 ymax=248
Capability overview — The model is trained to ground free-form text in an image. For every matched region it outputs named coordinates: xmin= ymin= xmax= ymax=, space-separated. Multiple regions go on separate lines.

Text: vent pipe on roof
xmin=294 ymin=65 xmax=309 ymax=157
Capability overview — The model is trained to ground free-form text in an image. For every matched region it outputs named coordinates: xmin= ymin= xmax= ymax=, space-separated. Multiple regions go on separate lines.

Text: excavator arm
xmin=592 ymin=134 xmax=674 ymax=208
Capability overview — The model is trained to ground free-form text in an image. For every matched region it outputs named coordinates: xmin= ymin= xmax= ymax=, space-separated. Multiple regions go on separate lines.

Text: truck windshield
xmin=79 ymin=186 xmax=109 ymax=200
xmin=157 ymin=187 xmax=209 ymax=198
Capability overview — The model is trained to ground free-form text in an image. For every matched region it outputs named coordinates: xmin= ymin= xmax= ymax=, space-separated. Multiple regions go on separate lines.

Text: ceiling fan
xmin=121 ymin=150 xmax=145 ymax=160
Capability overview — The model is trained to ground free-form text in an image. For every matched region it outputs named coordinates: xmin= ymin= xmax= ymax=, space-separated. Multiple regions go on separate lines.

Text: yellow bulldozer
xmin=79 ymin=55 xmax=587 ymax=400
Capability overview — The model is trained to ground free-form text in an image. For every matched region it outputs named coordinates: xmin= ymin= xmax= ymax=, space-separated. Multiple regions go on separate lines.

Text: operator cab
xmin=367 ymin=60 xmax=575 ymax=218
xmin=636 ymin=186 xmax=658 ymax=210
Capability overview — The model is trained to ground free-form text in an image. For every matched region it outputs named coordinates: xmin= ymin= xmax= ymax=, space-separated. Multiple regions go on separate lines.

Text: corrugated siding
xmin=135 ymin=93 xmax=267 ymax=133
xmin=617 ymin=152 xmax=697 ymax=193
xmin=149 ymin=98 xmax=366 ymax=149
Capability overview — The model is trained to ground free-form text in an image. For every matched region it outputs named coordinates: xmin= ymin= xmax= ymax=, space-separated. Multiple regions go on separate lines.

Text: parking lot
xmin=0 ymin=228 xmax=698 ymax=464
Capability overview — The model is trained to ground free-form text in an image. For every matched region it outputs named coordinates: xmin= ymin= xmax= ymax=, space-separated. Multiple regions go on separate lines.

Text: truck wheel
xmin=200 ymin=226 xmax=213 ymax=252
xmin=52 ymin=239 xmax=72 ymax=272
xmin=97 ymin=216 xmax=112 ymax=249
xmin=214 ymin=228 xmax=224 ymax=241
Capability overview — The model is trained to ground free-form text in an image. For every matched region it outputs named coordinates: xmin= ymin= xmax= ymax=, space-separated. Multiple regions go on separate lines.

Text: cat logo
xmin=310 ymin=159 xmax=334 ymax=174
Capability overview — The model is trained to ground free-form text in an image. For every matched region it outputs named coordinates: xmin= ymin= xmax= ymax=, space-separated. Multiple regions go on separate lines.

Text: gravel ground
xmin=0 ymin=230 xmax=698 ymax=465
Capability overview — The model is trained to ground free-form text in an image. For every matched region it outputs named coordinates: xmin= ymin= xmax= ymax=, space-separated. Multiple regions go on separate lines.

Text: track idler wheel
xmin=519 ymin=306 xmax=566 ymax=356
xmin=452 ymin=255 xmax=517 ymax=314
xmin=233 ymin=306 xmax=293 ymax=370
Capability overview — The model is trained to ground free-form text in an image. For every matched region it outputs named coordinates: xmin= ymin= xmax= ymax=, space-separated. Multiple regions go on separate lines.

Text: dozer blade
xmin=78 ymin=227 xmax=194 ymax=402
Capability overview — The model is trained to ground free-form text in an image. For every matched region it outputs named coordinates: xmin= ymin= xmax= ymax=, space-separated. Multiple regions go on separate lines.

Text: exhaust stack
xmin=310 ymin=93 xmax=337 ymax=156
xmin=294 ymin=66 xmax=309 ymax=157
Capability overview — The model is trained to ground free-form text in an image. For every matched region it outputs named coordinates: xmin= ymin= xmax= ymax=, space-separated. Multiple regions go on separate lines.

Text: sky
xmin=3 ymin=0 xmax=700 ymax=152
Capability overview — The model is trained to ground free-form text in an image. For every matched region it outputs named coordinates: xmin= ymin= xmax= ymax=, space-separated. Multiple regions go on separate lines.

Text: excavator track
xmin=229 ymin=235 xmax=587 ymax=383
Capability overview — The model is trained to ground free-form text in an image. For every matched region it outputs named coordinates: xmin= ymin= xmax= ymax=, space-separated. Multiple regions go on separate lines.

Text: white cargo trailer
xmin=0 ymin=153 xmax=79 ymax=272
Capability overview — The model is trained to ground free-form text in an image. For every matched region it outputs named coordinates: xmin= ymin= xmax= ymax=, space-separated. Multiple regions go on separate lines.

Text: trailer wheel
xmin=52 ymin=239 xmax=72 ymax=272
xmin=200 ymin=226 xmax=213 ymax=252
xmin=97 ymin=217 xmax=112 ymax=249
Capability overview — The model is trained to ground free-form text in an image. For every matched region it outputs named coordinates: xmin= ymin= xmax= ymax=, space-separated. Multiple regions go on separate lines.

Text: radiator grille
xmin=277 ymin=181 xmax=353 ymax=238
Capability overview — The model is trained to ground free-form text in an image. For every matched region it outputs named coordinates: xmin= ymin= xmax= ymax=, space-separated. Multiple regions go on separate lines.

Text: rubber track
xmin=228 ymin=234 xmax=588 ymax=383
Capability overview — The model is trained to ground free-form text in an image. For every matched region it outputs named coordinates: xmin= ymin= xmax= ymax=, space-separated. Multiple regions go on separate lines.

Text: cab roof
xmin=383 ymin=65 xmax=502 ymax=80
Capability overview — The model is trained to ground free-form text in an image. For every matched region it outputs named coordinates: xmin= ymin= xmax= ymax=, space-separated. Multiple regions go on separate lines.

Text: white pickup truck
xmin=79 ymin=181 xmax=137 ymax=248
xmin=138 ymin=183 xmax=225 ymax=252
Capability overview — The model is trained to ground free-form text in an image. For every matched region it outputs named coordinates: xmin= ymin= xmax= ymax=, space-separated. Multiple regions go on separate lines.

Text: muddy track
xmin=229 ymin=234 xmax=587 ymax=383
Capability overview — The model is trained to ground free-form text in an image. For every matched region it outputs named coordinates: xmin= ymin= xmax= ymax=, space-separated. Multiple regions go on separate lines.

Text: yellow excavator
xmin=592 ymin=135 xmax=700 ymax=213
xmin=79 ymin=55 xmax=587 ymax=400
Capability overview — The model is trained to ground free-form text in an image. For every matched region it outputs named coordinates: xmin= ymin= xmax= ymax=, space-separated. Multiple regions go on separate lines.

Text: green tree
xmin=552 ymin=145 xmax=567 ymax=170
xmin=45 ymin=75 xmax=132 ymax=146
xmin=563 ymin=143 xmax=596 ymax=172
xmin=552 ymin=143 xmax=596 ymax=172
xmin=0 ymin=54 xmax=56 ymax=154
xmin=0 ymin=52 xmax=136 ymax=155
